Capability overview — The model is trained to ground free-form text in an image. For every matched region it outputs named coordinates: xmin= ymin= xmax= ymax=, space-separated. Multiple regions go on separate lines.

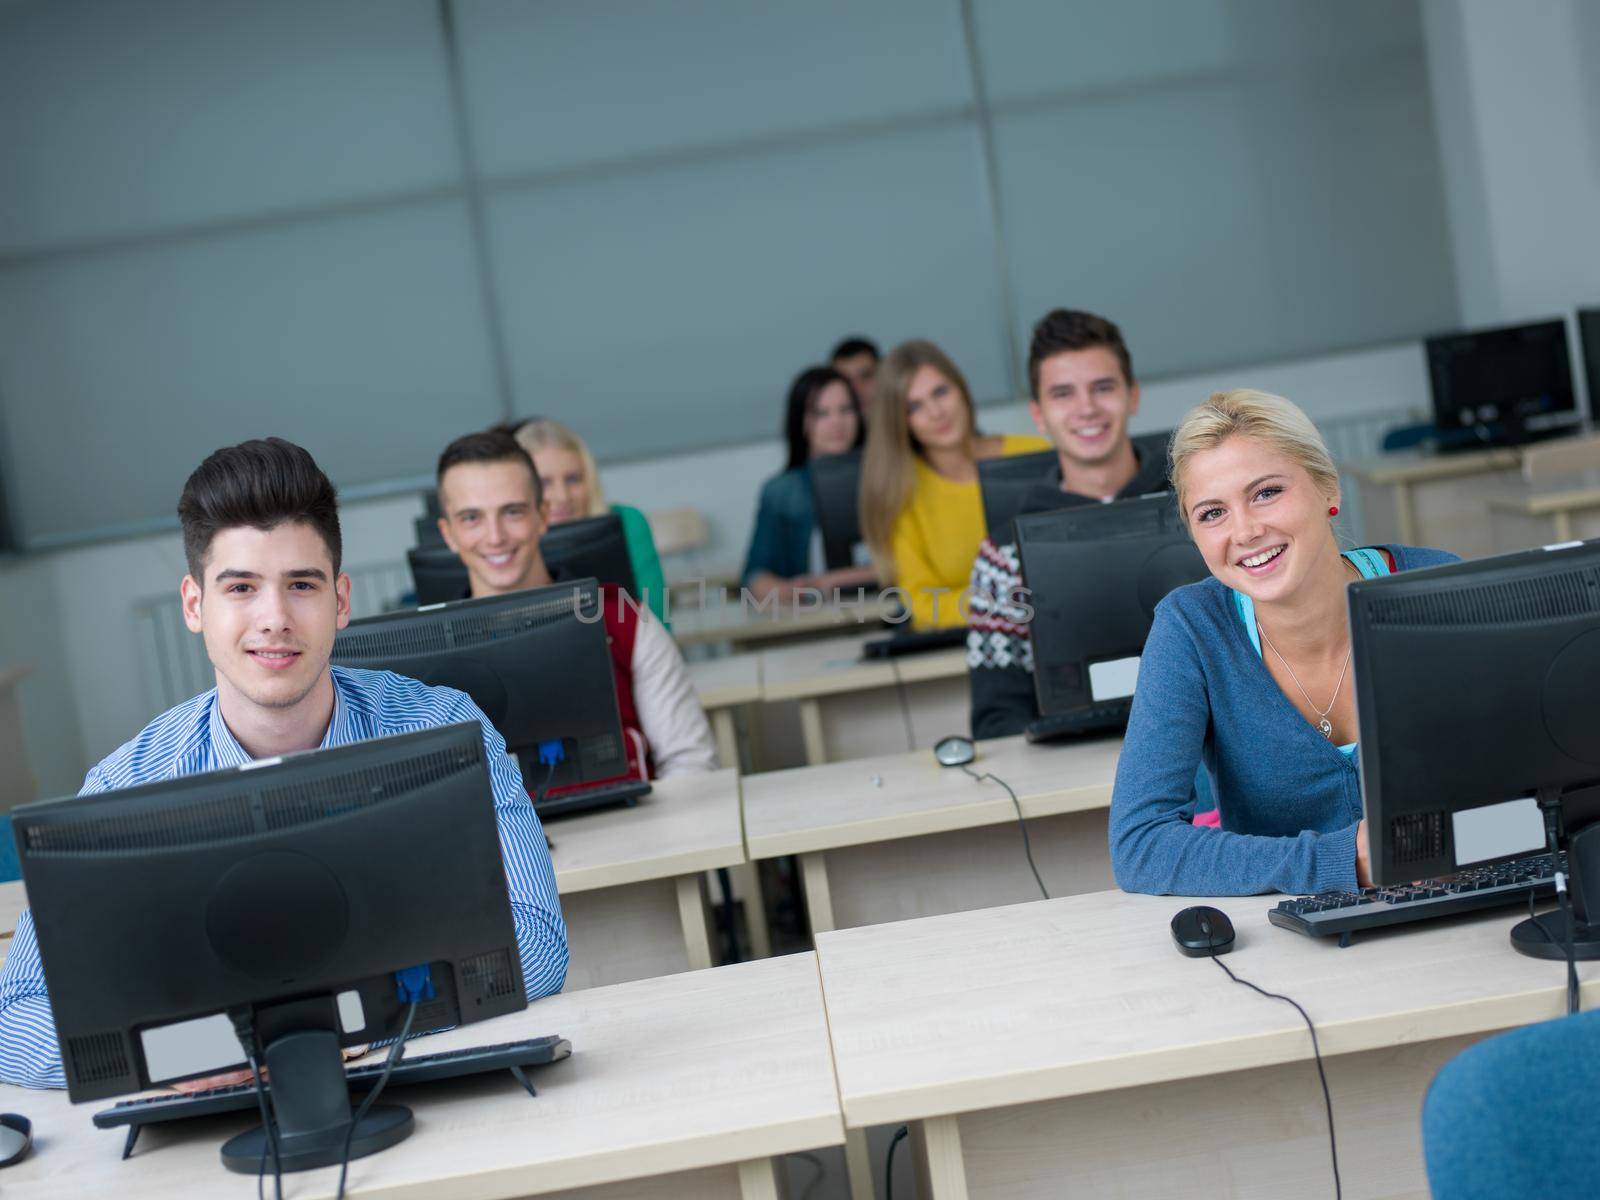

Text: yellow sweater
xmin=890 ymin=434 xmax=1050 ymax=630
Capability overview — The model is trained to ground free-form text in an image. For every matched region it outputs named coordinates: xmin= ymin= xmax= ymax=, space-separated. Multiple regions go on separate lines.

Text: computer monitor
xmin=1579 ymin=309 xmax=1600 ymax=421
xmin=407 ymin=543 xmax=470 ymax=605
xmin=539 ymin=512 xmax=637 ymax=599
xmin=414 ymin=514 xmax=445 ymax=547
xmin=1425 ymin=318 xmax=1580 ymax=449
xmin=978 ymin=430 xmax=1171 ymax=543
xmin=1014 ymin=492 xmax=1208 ymax=738
xmin=406 ymin=513 xmax=638 ymax=607
xmin=11 ymin=721 xmax=526 ymax=1171
xmin=331 ymin=578 xmax=645 ymax=813
xmin=1350 ymin=539 xmax=1600 ymax=956
xmin=809 ymin=449 xmax=870 ymax=572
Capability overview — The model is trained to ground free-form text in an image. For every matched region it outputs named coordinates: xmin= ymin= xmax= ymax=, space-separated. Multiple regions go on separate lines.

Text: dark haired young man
xmin=435 ymin=430 xmax=715 ymax=780
xmin=966 ymin=310 xmax=1169 ymax=738
xmin=0 ymin=439 xmax=567 ymax=1089
xmin=829 ymin=335 xmax=880 ymax=416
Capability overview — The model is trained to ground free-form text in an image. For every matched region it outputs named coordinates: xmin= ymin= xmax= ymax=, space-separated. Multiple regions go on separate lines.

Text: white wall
xmin=1423 ymin=0 xmax=1600 ymax=327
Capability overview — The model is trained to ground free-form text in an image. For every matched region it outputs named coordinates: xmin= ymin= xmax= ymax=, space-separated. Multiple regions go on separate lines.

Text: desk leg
xmin=1395 ymin=479 xmax=1416 ymax=544
xmin=675 ymin=874 xmax=715 ymax=970
xmin=844 ymin=1129 xmax=873 ymax=1200
xmin=711 ymin=708 xmax=740 ymax=771
xmin=917 ymin=1115 xmax=970 ymax=1200
xmin=799 ymin=698 xmax=828 ymax=765
xmin=1556 ymin=511 xmax=1574 ymax=542
xmin=799 ymin=851 xmax=837 ymax=935
xmin=737 ymin=1157 xmax=786 ymax=1200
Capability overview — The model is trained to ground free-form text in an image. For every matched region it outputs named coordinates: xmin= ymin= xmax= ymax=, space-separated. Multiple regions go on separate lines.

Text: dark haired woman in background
xmin=742 ymin=366 xmax=876 ymax=601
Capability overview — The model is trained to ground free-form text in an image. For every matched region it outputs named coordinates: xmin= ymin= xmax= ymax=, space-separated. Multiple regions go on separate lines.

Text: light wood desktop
xmin=683 ymin=657 xmax=771 ymax=960
xmin=816 ymin=889 xmax=1594 ymax=1199
xmin=744 ymin=734 xmax=1118 ymax=934
xmin=550 ymin=768 xmax=744 ymax=990
xmin=1347 ymin=446 xmax=1521 ymax=557
xmin=758 ymin=631 xmax=969 ymax=765
xmin=0 ymin=954 xmax=844 ymax=1200
xmin=1487 ymin=467 xmax=1600 ymax=550
xmin=671 ymin=591 xmax=894 ymax=651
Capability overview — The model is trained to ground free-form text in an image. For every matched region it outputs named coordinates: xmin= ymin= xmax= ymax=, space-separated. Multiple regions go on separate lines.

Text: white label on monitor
xmin=1543 ymin=541 xmax=1584 ymax=553
xmin=1452 ymin=797 xmax=1544 ymax=867
xmin=1088 ymin=656 xmax=1141 ymax=702
xmin=139 ymin=1013 xmax=244 ymax=1083
xmin=337 ymin=989 xmax=366 ymax=1034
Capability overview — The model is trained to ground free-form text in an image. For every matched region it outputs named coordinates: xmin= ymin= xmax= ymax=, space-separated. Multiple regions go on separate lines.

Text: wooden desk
xmin=744 ymin=735 xmax=1118 ymax=934
xmin=1486 ymin=468 xmax=1600 ymax=550
xmin=0 ymin=954 xmax=843 ymax=1200
xmin=816 ymin=890 xmax=1595 ymax=1199
xmin=1347 ymin=447 xmax=1520 ymax=557
xmin=672 ymin=592 xmax=892 ymax=651
xmin=550 ymin=769 xmax=744 ymax=990
xmin=759 ymin=632 xmax=970 ymax=765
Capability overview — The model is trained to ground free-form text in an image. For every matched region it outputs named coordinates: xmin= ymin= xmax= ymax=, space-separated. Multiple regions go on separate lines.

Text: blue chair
xmin=1422 ymin=1009 xmax=1600 ymax=1198
xmin=0 ymin=831 xmax=18 ymax=884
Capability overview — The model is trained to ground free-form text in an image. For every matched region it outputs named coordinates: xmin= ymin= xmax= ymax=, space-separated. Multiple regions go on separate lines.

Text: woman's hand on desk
xmin=1356 ymin=818 xmax=1373 ymax=888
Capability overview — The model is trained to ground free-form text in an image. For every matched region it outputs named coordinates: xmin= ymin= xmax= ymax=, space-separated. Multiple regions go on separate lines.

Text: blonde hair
xmin=859 ymin=339 xmax=977 ymax=576
xmin=514 ymin=418 xmax=608 ymax=517
xmin=1169 ymin=389 xmax=1340 ymax=521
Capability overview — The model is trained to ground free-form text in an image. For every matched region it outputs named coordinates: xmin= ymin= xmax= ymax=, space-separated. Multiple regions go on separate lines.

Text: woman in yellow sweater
xmin=860 ymin=340 xmax=1049 ymax=629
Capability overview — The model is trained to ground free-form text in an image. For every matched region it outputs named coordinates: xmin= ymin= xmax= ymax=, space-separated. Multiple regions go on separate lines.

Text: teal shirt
xmin=1232 ymin=547 xmax=1392 ymax=756
xmin=613 ymin=503 xmax=669 ymax=629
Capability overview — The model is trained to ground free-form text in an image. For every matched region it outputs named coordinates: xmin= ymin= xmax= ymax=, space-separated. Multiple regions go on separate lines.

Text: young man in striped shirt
xmin=0 ymin=438 xmax=567 ymax=1089
xmin=966 ymin=310 xmax=1168 ymax=738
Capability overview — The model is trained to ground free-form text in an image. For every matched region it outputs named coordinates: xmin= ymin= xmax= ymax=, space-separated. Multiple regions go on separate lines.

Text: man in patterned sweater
xmin=967 ymin=310 xmax=1169 ymax=738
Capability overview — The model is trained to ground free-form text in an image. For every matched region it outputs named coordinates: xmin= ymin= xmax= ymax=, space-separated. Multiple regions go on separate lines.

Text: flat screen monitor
xmin=1351 ymin=540 xmax=1600 ymax=885
xmin=809 ymin=449 xmax=870 ymax=572
xmin=405 ymin=513 xmax=637 ymax=607
xmin=332 ymin=578 xmax=636 ymax=802
xmin=1015 ymin=492 xmax=1208 ymax=729
xmin=1425 ymin=319 xmax=1580 ymax=449
xmin=1579 ymin=308 xmax=1600 ymax=421
xmin=978 ymin=430 xmax=1171 ymax=543
xmin=12 ymin=721 xmax=525 ymax=1170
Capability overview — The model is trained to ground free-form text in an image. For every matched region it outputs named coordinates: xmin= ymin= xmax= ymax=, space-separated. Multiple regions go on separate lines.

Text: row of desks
xmin=3 ymin=884 xmax=1588 ymax=1198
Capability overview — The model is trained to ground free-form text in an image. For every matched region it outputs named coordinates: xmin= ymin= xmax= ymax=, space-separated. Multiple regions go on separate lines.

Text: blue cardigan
xmin=1109 ymin=544 xmax=1459 ymax=897
xmin=742 ymin=466 xmax=816 ymax=586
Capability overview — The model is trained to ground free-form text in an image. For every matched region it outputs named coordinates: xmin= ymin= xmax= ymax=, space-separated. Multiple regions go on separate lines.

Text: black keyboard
xmin=1023 ymin=704 xmax=1130 ymax=743
xmin=94 ymin=1035 xmax=570 ymax=1145
xmin=861 ymin=627 xmax=968 ymax=659
xmin=1269 ymin=853 xmax=1565 ymax=942
xmin=536 ymin=777 xmax=650 ymax=818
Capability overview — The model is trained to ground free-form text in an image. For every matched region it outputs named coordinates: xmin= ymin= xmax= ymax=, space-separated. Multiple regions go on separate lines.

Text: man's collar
xmin=206 ymin=673 xmax=346 ymax=765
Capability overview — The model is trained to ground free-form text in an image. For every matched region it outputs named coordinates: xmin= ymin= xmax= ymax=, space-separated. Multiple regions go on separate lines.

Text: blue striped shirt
xmin=0 ymin=666 xmax=568 ymax=1089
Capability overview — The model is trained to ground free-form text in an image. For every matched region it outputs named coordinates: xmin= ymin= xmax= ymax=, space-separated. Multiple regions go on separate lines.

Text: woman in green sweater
xmin=514 ymin=418 xmax=669 ymax=628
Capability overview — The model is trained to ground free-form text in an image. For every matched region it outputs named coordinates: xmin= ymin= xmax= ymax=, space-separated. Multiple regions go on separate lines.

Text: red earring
xmin=1328 ymin=505 xmax=1340 ymax=517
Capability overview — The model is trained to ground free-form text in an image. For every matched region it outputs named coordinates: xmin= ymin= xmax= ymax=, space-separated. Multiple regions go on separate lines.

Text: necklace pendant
xmin=1318 ymin=718 xmax=1333 ymax=739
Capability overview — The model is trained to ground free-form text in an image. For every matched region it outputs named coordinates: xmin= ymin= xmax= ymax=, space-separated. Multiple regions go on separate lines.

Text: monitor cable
xmin=335 ymin=998 xmax=420 ymax=1200
xmin=1210 ymin=956 xmax=1341 ymax=1199
xmin=229 ymin=1009 xmax=282 ymax=1200
xmin=885 ymin=1124 xmax=910 ymax=1200
xmin=957 ymin=763 xmax=1049 ymax=902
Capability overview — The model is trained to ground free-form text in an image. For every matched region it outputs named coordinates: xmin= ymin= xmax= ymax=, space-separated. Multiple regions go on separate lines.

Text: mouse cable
xmin=958 ymin=763 xmax=1049 ymax=901
xmin=885 ymin=1124 xmax=910 ymax=1200
xmin=892 ymin=676 xmax=917 ymax=751
xmin=1210 ymin=956 xmax=1341 ymax=1200
xmin=335 ymin=998 xmax=420 ymax=1200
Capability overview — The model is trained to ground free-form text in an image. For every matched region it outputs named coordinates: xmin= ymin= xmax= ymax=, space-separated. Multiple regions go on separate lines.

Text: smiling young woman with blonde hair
xmin=1109 ymin=389 xmax=1457 ymax=897
xmin=858 ymin=340 xmax=1047 ymax=630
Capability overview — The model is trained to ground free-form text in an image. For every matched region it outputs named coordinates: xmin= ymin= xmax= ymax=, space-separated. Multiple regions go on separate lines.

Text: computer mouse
xmin=933 ymin=736 xmax=976 ymax=767
xmin=1170 ymin=905 xmax=1235 ymax=957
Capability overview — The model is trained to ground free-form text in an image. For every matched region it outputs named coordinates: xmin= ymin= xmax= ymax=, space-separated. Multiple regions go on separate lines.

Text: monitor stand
xmin=220 ymin=1026 xmax=413 ymax=1174
xmin=1510 ymin=793 xmax=1600 ymax=962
